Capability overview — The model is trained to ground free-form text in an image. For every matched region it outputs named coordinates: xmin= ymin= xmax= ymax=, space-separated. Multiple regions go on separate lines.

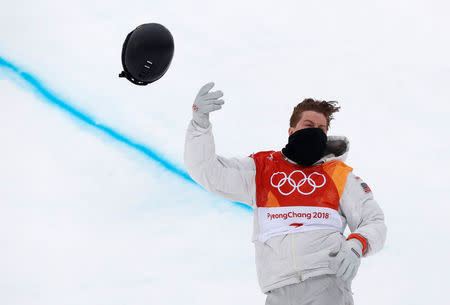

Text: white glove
xmin=192 ymin=82 xmax=224 ymax=128
xmin=330 ymin=239 xmax=363 ymax=282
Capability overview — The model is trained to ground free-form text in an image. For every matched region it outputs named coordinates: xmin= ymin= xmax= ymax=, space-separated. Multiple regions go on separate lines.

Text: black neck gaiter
xmin=281 ymin=128 xmax=328 ymax=166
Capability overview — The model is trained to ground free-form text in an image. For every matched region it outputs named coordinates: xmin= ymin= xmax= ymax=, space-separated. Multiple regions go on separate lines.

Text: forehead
xmin=299 ymin=110 xmax=327 ymax=126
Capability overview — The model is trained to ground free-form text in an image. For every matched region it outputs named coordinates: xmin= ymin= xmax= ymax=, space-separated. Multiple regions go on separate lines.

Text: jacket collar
xmin=280 ymin=135 xmax=350 ymax=166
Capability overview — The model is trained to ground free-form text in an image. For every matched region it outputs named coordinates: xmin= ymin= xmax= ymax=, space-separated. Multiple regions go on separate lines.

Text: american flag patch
xmin=361 ymin=182 xmax=372 ymax=193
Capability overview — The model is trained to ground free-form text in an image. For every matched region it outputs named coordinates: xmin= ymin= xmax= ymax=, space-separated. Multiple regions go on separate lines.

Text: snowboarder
xmin=184 ymin=82 xmax=387 ymax=305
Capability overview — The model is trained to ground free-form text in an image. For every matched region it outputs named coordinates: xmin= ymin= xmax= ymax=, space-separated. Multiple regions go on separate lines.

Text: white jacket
xmin=184 ymin=120 xmax=387 ymax=293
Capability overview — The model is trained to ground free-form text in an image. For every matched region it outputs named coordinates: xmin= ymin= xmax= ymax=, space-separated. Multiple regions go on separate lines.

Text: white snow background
xmin=1 ymin=1 xmax=449 ymax=304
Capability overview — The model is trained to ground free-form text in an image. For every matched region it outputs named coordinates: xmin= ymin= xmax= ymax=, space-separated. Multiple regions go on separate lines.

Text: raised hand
xmin=192 ymin=82 xmax=225 ymax=128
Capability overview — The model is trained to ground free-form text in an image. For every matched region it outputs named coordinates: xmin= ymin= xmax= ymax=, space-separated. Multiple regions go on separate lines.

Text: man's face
xmin=288 ymin=110 xmax=328 ymax=136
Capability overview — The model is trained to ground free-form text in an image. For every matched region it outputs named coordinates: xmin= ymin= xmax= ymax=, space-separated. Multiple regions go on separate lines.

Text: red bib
xmin=251 ymin=151 xmax=353 ymax=242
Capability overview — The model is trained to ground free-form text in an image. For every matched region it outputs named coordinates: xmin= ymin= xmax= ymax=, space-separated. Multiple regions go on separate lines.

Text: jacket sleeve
xmin=339 ymin=171 xmax=387 ymax=257
xmin=184 ymin=120 xmax=256 ymax=207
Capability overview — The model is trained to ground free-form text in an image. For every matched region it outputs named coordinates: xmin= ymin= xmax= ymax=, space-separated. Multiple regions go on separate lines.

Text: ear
xmin=288 ymin=127 xmax=295 ymax=136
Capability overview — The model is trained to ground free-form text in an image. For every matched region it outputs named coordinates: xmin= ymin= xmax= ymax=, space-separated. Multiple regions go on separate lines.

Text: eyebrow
xmin=304 ymin=120 xmax=327 ymax=128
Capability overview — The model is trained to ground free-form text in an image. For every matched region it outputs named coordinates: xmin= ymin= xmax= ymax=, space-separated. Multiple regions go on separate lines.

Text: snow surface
xmin=1 ymin=1 xmax=449 ymax=304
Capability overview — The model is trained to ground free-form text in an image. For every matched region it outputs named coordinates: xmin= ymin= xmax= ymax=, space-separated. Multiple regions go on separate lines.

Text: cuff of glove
xmin=347 ymin=233 xmax=368 ymax=255
xmin=192 ymin=118 xmax=211 ymax=130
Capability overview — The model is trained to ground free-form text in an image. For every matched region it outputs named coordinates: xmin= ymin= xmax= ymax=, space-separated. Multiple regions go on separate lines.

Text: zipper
xmin=291 ymin=234 xmax=302 ymax=281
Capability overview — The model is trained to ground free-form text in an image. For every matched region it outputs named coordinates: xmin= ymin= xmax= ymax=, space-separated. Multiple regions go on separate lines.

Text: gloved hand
xmin=329 ymin=238 xmax=363 ymax=282
xmin=192 ymin=82 xmax=224 ymax=128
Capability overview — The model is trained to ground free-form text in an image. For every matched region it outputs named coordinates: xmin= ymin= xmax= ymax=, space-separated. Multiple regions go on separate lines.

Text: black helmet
xmin=119 ymin=23 xmax=174 ymax=86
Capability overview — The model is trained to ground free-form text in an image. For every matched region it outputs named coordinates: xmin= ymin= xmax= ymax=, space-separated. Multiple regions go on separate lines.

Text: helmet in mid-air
xmin=119 ymin=23 xmax=174 ymax=86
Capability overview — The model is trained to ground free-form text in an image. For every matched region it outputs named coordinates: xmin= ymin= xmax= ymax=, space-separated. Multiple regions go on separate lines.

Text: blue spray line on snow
xmin=0 ymin=55 xmax=252 ymax=212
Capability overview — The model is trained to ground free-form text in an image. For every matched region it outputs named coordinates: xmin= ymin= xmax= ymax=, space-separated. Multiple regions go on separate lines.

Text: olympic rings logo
xmin=270 ymin=170 xmax=326 ymax=196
